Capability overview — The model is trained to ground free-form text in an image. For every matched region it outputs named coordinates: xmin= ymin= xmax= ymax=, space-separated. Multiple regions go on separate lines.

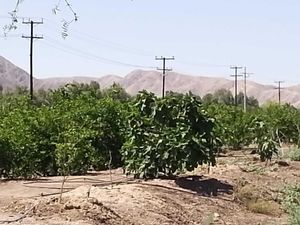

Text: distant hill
xmin=0 ymin=56 xmax=33 ymax=90
xmin=1 ymin=56 xmax=300 ymax=106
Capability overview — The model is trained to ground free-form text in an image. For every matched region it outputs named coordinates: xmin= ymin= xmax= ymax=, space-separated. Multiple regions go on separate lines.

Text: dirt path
xmin=0 ymin=152 xmax=299 ymax=225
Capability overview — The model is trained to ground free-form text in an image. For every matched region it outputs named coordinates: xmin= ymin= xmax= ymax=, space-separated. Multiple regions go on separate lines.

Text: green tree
xmin=103 ymin=83 xmax=130 ymax=102
xmin=213 ymin=89 xmax=234 ymax=105
xmin=122 ymin=91 xmax=218 ymax=178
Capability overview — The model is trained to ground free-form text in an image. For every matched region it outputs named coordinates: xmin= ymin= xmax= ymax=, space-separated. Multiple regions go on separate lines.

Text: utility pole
xmin=242 ymin=67 xmax=253 ymax=112
xmin=22 ymin=19 xmax=43 ymax=100
xmin=155 ymin=56 xmax=175 ymax=98
xmin=274 ymin=81 xmax=284 ymax=104
xmin=230 ymin=66 xmax=243 ymax=106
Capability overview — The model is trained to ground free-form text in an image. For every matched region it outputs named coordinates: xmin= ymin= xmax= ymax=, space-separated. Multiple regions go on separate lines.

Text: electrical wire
xmin=42 ymin=36 xmax=156 ymax=69
xmin=43 ymin=19 xmax=155 ymax=57
xmin=0 ymin=34 xmax=22 ymax=38
xmin=43 ymin=19 xmax=234 ymax=69
xmin=175 ymin=60 xmax=228 ymax=68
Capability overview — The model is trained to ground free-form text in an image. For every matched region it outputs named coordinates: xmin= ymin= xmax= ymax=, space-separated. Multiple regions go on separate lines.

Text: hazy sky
xmin=1 ymin=0 xmax=300 ymax=85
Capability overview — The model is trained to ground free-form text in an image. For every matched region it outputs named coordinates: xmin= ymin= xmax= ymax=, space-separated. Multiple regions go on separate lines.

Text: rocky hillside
xmin=1 ymin=56 xmax=300 ymax=106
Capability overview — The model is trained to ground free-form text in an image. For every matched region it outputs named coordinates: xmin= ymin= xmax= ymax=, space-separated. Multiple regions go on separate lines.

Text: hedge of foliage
xmin=1 ymin=83 xmax=300 ymax=178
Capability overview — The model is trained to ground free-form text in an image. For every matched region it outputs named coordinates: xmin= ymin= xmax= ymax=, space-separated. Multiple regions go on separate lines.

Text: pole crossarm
xmin=155 ymin=56 xmax=175 ymax=98
xmin=230 ymin=66 xmax=243 ymax=106
xmin=22 ymin=19 xmax=43 ymax=100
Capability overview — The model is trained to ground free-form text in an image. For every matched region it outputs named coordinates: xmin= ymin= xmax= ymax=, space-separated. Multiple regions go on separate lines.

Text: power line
xmin=43 ymin=36 xmax=155 ymax=69
xmin=156 ymin=56 xmax=175 ymax=98
xmin=43 ymin=19 xmax=155 ymax=57
xmin=274 ymin=81 xmax=284 ymax=104
xmin=43 ymin=19 xmax=237 ymax=72
xmin=230 ymin=66 xmax=243 ymax=106
xmin=0 ymin=33 xmax=22 ymax=38
xmin=22 ymin=19 xmax=43 ymax=100
xmin=176 ymin=60 xmax=228 ymax=68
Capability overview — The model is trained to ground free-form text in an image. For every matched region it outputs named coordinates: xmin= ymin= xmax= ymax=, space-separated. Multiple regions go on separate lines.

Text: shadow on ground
xmin=175 ymin=175 xmax=233 ymax=197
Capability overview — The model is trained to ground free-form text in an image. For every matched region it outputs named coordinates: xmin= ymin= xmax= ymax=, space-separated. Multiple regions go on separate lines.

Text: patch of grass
xmin=235 ymin=184 xmax=259 ymax=202
xmin=235 ymin=183 xmax=282 ymax=216
xmin=247 ymin=199 xmax=281 ymax=216
xmin=202 ymin=213 xmax=214 ymax=225
xmin=283 ymin=185 xmax=300 ymax=225
xmin=289 ymin=148 xmax=300 ymax=161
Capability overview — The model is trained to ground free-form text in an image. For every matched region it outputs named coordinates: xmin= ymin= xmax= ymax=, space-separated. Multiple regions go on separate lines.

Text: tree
xmin=213 ymin=89 xmax=234 ymax=105
xmin=237 ymin=92 xmax=259 ymax=108
xmin=122 ymin=91 xmax=218 ymax=178
xmin=90 ymin=81 xmax=100 ymax=91
xmin=103 ymin=83 xmax=130 ymax=102
xmin=247 ymin=96 xmax=259 ymax=107
xmin=202 ymin=93 xmax=216 ymax=104
xmin=202 ymin=90 xmax=259 ymax=108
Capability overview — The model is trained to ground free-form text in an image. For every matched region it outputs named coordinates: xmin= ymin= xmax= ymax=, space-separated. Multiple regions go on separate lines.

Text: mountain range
xmin=1 ymin=56 xmax=300 ymax=106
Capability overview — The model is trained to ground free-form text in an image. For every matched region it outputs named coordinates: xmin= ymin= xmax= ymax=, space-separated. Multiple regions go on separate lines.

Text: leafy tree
xmin=89 ymin=98 xmax=128 ymax=169
xmin=122 ymin=91 xmax=218 ymax=178
xmin=202 ymin=93 xmax=216 ymax=104
xmin=205 ymin=104 xmax=256 ymax=150
xmin=90 ymin=81 xmax=101 ymax=91
xmin=213 ymin=89 xmax=234 ymax=105
xmin=102 ymin=83 xmax=130 ymax=102
xmin=252 ymin=119 xmax=279 ymax=162
xmin=247 ymin=96 xmax=259 ymax=108
xmin=258 ymin=103 xmax=300 ymax=146
xmin=202 ymin=89 xmax=259 ymax=108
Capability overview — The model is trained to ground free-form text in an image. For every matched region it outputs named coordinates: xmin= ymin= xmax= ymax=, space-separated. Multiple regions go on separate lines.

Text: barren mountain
xmin=0 ymin=56 xmax=33 ymax=90
xmin=1 ymin=56 xmax=300 ymax=106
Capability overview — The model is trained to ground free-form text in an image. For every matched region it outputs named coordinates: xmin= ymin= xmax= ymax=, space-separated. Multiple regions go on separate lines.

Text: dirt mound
xmin=1 ymin=151 xmax=299 ymax=224
xmin=4 ymin=194 xmax=127 ymax=225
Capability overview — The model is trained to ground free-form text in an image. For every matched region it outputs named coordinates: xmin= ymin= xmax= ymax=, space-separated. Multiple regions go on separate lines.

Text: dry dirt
xmin=0 ymin=150 xmax=299 ymax=225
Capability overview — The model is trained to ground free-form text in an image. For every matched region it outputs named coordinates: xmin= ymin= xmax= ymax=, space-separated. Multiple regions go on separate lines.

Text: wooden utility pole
xmin=274 ymin=81 xmax=284 ymax=104
xmin=230 ymin=66 xmax=243 ymax=106
xmin=155 ymin=56 xmax=175 ymax=98
xmin=22 ymin=19 xmax=43 ymax=100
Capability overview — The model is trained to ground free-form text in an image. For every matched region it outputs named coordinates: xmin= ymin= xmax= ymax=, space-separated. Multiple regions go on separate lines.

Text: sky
xmin=1 ymin=0 xmax=300 ymax=86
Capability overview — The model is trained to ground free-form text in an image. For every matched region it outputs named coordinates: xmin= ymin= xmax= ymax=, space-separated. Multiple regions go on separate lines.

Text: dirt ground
xmin=0 ymin=150 xmax=299 ymax=225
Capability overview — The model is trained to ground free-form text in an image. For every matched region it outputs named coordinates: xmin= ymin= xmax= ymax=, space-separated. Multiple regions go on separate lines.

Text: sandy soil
xmin=0 ymin=151 xmax=299 ymax=225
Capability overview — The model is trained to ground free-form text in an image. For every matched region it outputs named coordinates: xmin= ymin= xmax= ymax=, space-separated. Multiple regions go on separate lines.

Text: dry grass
xmin=247 ymin=199 xmax=281 ymax=216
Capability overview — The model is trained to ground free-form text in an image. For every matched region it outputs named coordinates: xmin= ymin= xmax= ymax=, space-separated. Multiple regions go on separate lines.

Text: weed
xmin=247 ymin=199 xmax=281 ymax=216
xmin=283 ymin=185 xmax=300 ymax=225
xmin=289 ymin=148 xmax=300 ymax=161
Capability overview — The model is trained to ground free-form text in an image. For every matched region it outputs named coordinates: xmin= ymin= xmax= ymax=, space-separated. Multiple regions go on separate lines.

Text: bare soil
xmin=0 ymin=150 xmax=299 ymax=225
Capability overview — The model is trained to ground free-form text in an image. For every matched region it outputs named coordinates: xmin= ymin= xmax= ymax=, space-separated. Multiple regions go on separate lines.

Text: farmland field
xmin=0 ymin=150 xmax=299 ymax=225
xmin=1 ymin=86 xmax=300 ymax=224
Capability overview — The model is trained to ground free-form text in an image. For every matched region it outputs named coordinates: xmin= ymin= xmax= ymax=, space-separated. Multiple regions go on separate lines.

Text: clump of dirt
xmin=1 ymin=150 xmax=299 ymax=225
xmin=4 ymin=194 xmax=130 ymax=225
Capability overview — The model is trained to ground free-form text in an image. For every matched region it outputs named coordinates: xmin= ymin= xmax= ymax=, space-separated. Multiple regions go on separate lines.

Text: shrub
xmin=290 ymin=148 xmax=300 ymax=161
xmin=122 ymin=91 xmax=219 ymax=179
xmin=283 ymin=185 xmax=300 ymax=225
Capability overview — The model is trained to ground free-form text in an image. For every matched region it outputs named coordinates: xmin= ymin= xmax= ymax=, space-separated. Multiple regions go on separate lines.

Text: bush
xmin=247 ymin=199 xmax=281 ymax=216
xmin=204 ymin=104 xmax=256 ymax=150
xmin=283 ymin=185 xmax=300 ymax=225
xmin=290 ymin=148 xmax=300 ymax=161
xmin=0 ymin=84 xmax=128 ymax=178
xmin=122 ymin=91 xmax=219 ymax=179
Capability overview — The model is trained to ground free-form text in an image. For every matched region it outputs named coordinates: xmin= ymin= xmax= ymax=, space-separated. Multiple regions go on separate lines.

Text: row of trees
xmin=202 ymin=88 xmax=259 ymax=107
xmin=1 ymin=84 xmax=258 ymax=107
xmin=0 ymin=82 xmax=299 ymax=179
